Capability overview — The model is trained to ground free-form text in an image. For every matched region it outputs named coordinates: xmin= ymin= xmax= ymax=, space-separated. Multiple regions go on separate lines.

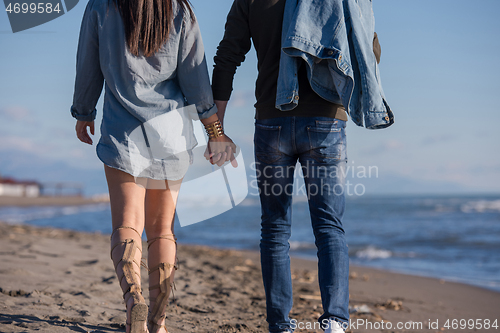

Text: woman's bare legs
xmin=105 ymin=165 xmax=148 ymax=333
xmin=144 ymin=178 xmax=182 ymax=333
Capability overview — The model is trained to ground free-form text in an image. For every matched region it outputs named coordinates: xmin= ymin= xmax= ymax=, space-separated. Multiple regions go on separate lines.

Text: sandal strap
xmin=147 ymin=234 xmax=178 ymax=333
xmin=110 ymin=226 xmax=142 ymax=240
xmin=147 ymin=262 xmax=175 ymax=332
xmin=120 ymin=274 xmax=142 ymax=296
xmin=110 ymin=238 xmax=144 ymax=303
xmin=148 ymin=262 xmax=177 ymax=275
xmin=140 ymin=258 xmax=149 ymax=270
xmin=147 ymin=322 xmax=169 ymax=333
xmin=147 ymin=234 xmax=177 ymax=250
xmin=111 ymin=238 xmax=143 ymax=261
xmin=110 ymin=227 xmax=143 ymax=259
xmin=147 ymin=234 xmax=179 ymax=270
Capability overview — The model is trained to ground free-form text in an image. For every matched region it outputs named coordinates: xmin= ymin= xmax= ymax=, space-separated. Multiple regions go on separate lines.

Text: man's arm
xmin=214 ymin=100 xmax=228 ymax=128
xmin=212 ymin=0 xmax=252 ymax=103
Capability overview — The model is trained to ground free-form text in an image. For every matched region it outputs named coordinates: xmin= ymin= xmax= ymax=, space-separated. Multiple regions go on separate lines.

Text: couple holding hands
xmin=71 ymin=0 xmax=392 ymax=332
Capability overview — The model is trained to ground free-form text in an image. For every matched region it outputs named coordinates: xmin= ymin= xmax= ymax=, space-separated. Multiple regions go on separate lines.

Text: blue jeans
xmin=254 ymin=116 xmax=349 ymax=332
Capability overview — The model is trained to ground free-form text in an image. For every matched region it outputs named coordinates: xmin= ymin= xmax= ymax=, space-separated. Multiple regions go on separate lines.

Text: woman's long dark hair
xmin=112 ymin=0 xmax=194 ymax=57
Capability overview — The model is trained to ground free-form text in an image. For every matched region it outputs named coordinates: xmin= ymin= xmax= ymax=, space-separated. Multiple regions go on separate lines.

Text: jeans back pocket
xmin=254 ymin=123 xmax=282 ymax=164
xmin=307 ymin=120 xmax=345 ymax=163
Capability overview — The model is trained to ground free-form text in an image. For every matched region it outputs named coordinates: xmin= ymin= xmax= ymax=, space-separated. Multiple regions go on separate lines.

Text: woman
xmin=71 ymin=0 xmax=236 ymax=332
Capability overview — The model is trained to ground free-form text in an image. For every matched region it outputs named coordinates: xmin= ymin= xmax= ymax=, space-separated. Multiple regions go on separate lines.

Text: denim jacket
xmin=276 ymin=0 xmax=394 ymax=129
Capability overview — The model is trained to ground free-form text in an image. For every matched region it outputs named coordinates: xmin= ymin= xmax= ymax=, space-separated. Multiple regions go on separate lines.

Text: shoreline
xmin=1 ymin=222 xmax=499 ymax=333
xmin=0 ymin=202 xmax=498 ymax=297
xmin=0 ymin=195 xmax=109 ymax=207
xmin=169 ymin=242 xmax=500 ymax=296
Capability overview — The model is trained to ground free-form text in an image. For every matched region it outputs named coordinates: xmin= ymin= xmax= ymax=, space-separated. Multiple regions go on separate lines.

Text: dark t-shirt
xmin=212 ymin=0 xmax=348 ymax=120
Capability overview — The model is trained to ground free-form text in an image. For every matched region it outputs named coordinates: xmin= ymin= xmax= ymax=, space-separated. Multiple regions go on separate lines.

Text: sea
xmin=1 ymin=194 xmax=499 ymax=293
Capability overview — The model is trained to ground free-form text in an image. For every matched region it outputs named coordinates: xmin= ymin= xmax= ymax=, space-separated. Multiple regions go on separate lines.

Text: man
xmin=212 ymin=0 xmax=390 ymax=332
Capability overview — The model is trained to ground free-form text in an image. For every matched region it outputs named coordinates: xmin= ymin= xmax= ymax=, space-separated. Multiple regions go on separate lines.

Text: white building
xmin=0 ymin=178 xmax=41 ymax=197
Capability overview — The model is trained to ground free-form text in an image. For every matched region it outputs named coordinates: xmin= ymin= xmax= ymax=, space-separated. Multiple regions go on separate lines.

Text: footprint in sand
xmin=73 ymin=259 xmax=99 ymax=267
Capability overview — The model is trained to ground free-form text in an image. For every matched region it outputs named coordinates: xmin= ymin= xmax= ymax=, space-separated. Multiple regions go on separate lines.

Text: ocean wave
xmin=290 ymin=243 xmax=420 ymax=261
xmin=289 ymin=241 xmax=316 ymax=251
xmin=0 ymin=204 xmax=109 ymax=224
xmin=354 ymin=246 xmax=392 ymax=260
xmin=460 ymin=199 xmax=500 ymax=213
xmin=352 ymin=246 xmax=421 ymax=260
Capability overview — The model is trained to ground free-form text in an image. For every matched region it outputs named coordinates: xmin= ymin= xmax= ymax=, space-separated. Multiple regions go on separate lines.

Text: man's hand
xmin=76 ymin=120 xmax=94 ymax=145
xmin=204 ymin=134 xmax=238 ymax=167
xmin=200 ymin=107 xmax=237 ymax=167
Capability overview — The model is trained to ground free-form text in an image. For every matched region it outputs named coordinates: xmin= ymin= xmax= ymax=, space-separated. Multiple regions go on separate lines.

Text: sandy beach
xmin=0 ymin=221 xmax=499 ymax=333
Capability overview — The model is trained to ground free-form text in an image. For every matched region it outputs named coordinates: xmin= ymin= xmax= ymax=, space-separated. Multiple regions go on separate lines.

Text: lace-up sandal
xmin=111 ymin=226 xmax=148 ymax=333
xmin=147 ymin=234 xmax=178 ymax=333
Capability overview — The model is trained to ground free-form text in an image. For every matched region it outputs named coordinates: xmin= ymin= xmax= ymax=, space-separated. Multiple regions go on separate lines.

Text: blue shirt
xmin=70 ymin=0 xmax=217 ymax=179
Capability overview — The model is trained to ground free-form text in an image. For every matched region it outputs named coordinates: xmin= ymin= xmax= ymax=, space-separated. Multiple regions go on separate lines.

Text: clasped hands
xmin=76 ymin=120 xmax=238 ymax=168
xmin=203 ymin=135 xmax=238 ymax=168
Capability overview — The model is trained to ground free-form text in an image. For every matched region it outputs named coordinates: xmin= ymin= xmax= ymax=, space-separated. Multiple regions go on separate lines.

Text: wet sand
xmin=0 ymin=222 xmax=499 ymax=333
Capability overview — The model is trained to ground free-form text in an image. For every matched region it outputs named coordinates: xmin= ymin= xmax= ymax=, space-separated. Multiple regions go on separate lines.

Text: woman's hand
xmin=204 ymin=134 xmax=238 ymax=167
xmin=75 ymin=120 xmax=95 ymax=145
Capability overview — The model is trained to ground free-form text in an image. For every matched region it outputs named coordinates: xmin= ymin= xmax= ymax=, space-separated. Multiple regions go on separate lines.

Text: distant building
xmin=0 ymin=176 xmax=41 ymax=197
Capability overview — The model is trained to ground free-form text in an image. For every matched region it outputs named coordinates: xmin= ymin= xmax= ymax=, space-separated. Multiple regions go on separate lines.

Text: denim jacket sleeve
xmin=277 ymin=0 xmax=394 ymax=129
xmin=176 ymin=12 xmax=217 ymax=120
xmin=71 ymin=0 xmax=104 ymax=122
xmin=345 ymin=0 xmax=393 ymax=129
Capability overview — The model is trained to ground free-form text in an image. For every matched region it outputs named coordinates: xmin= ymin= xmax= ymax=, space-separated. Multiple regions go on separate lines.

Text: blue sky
xmin=0 ymin=0 xmax=499 ymax=195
